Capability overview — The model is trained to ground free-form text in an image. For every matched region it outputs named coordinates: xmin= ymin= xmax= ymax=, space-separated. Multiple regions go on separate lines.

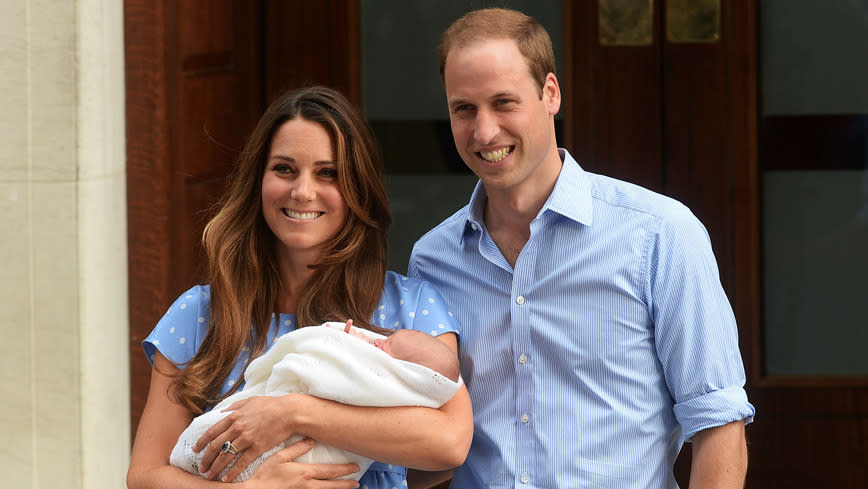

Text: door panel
xmin=125 ymin=0 xmax=175 ymax=430
xmin=564 ymin=1 xmax=664 ymax=194
xmin=264 ymin=0 xmax=360 ymax=105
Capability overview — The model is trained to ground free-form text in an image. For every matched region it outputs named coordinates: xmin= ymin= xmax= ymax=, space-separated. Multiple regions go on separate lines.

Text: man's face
xmin=443 ymin=38 xmax=561 ymax=196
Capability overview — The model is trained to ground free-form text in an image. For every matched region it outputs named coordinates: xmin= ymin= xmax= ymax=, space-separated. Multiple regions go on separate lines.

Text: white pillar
xmin=0 ymin=0 xmax=130 ymax=487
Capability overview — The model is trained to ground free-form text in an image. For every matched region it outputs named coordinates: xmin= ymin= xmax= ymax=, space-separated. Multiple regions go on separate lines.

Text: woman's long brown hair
xmin=171 ymin=86 xmax=392 ymax=413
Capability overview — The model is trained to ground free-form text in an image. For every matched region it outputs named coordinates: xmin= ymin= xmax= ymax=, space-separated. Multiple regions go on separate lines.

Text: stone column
xmin=0 ymin=0 xmax=129 ymax=487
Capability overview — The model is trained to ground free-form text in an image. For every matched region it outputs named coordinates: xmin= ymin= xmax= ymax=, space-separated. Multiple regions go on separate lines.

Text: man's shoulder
xmin=584 ymin=171 xmax=713 ymax=252
xmin=588 ymin=171 xmax=695 ymax=225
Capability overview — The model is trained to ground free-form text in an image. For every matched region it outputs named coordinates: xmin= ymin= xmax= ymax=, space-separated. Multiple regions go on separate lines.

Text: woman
xmin=127 ymin=86 xmax=472 ymax=489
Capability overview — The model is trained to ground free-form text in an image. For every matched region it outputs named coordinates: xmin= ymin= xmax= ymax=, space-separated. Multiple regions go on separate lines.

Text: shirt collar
xmin=458 ymin=182 xmax=487 ymax=243
xmin=460 ymin=149 xmax=594 ymax=243
xmin=545 ymin=149 xmax=594 ymax=226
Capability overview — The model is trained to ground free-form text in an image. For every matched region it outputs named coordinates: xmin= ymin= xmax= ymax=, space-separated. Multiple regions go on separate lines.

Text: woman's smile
xmin=282 ymin=209 xmax=325 ymax=220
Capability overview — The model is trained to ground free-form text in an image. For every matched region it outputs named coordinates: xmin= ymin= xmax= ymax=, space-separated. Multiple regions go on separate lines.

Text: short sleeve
xmin=408 ymin=280 xmax=462 ymax=338
xmin=374 ymin=271 xmax=461 ymax=339
xmin=143 ymin=285 xmax=211 ymax=368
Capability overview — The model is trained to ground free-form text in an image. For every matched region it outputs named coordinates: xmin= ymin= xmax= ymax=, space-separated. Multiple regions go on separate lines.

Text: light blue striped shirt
xmin=409 ymin=149 xmax=754 ymax=489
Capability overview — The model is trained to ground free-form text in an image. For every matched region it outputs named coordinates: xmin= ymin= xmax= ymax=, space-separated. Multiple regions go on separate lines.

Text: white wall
xmin=0 ymin=0 xmax=130 ymax=487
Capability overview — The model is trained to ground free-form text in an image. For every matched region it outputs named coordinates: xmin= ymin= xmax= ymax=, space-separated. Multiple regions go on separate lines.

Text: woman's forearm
xmin=128 ymin=463 xmax=241 ymax=489
xmin=127 ymin=354 xmax=243 ymax=489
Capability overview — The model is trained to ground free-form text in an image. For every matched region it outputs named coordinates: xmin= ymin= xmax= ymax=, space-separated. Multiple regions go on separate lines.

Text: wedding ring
xmin=221 ymin=440 xmax=239 ymax=455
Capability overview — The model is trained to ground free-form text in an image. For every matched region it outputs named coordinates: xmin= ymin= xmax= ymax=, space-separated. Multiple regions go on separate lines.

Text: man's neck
xmin=483 ymin=199 xmax=534 ymax=268
xmin=484 ymin=149 xmax=562 ymax=232
xmin=483 ymin=149 xmax=563 ymax=266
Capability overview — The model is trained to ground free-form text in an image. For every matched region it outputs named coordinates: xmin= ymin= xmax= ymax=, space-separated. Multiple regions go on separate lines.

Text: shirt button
xmin=515 ymin=295 xmax=525 ymax=305
xmin=521 ymin=413 xmax=529 ymax=423
xmin=520 ymin=474 xmax=530 ymax=484
xmin=519 ymin=354 xmax=528 ymax=365
xmin=470 ymin=223 xmax=478 ymax=230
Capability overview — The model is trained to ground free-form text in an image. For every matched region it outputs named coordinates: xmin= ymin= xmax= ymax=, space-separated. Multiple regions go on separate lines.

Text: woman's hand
xmin=244 ymin=438 xmax=361 ymax=489
xmin=195 ymin=395 xmax=298 ymax=481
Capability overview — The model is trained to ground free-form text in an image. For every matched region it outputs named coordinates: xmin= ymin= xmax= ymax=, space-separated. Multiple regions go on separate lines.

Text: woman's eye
xmin=272 ymin=164 xmax=293 ymax=174
xmin=319 ymin=168 xmax=338 ymax=179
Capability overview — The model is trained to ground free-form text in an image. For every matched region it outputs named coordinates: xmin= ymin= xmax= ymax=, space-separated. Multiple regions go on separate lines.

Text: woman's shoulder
xmin=160 ymin=285 xmax=213 ymax=328
xmin=167 ymin=284 xmax=212 ymax=309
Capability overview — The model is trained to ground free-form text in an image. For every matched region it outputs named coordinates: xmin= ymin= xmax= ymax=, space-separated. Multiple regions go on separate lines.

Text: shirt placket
xmin=511 ymin=223 xmax=539 ymax=487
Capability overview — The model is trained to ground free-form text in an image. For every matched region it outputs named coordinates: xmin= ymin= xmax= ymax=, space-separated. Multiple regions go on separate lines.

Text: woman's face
xmin=261 ymin=117 xmax=349 ymax=265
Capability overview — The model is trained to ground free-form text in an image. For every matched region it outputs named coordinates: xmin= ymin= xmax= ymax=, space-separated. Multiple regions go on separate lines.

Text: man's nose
xmin=473 ymin=110 xmax=499 ymax=143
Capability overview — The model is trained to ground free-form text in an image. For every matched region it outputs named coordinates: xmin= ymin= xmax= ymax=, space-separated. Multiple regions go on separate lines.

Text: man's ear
xmin=543 ymin=72 xmax=561 ymax=116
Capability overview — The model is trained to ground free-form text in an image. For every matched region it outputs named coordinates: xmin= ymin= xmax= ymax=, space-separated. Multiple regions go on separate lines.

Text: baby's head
xmin=374 ymin=329 xmax=460 ymax=383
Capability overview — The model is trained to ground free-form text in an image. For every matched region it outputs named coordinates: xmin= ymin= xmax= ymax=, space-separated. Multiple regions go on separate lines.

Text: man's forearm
xmin=689 ymin=420 xmax=748 ymax=489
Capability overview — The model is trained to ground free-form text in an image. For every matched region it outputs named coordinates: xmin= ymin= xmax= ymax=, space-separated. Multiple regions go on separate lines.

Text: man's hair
xmin=438 ymin=8 xmax=556 ymax=97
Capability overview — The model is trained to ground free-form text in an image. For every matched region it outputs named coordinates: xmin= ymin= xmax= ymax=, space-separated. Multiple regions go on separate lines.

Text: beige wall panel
xmin=29 ymin=0 xmax=77 ymax=182
xmin=30 ymin=180 xmax=81 ymax=486
xmin=0 ymin=181 xmax=35 ymax=488
xmin=0 ymin=1 xmax=28 ymax=180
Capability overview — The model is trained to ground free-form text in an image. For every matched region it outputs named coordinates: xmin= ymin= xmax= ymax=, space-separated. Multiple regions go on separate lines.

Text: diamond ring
xmin=221 ymin=440 xmax=239 ymax=455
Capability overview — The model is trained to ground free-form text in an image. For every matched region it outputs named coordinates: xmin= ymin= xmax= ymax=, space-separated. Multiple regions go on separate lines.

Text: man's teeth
xmin=480 ymin=147 xmax=511 ymax=162
xmin=285 ymin=210 xmax=321 ymax=219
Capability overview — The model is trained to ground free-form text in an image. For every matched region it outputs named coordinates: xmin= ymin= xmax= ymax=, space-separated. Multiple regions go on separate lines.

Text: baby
xmin=170 ymin=322 xmax=462 ymax=482
xmin=342 ymin=320 xmax=460 ymax=382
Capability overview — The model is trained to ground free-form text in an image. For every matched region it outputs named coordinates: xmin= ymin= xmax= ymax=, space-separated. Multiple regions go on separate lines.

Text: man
xmin=408 ymin=8 xmax=755 ymax=489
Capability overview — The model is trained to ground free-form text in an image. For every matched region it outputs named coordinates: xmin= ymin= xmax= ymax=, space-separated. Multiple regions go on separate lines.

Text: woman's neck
xmin=276 ymin=253 xmax=317 ymax=315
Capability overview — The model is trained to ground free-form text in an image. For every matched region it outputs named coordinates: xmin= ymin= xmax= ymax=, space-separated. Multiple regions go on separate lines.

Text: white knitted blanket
xmin=170 ymin=322 xmax=460 ymax=481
